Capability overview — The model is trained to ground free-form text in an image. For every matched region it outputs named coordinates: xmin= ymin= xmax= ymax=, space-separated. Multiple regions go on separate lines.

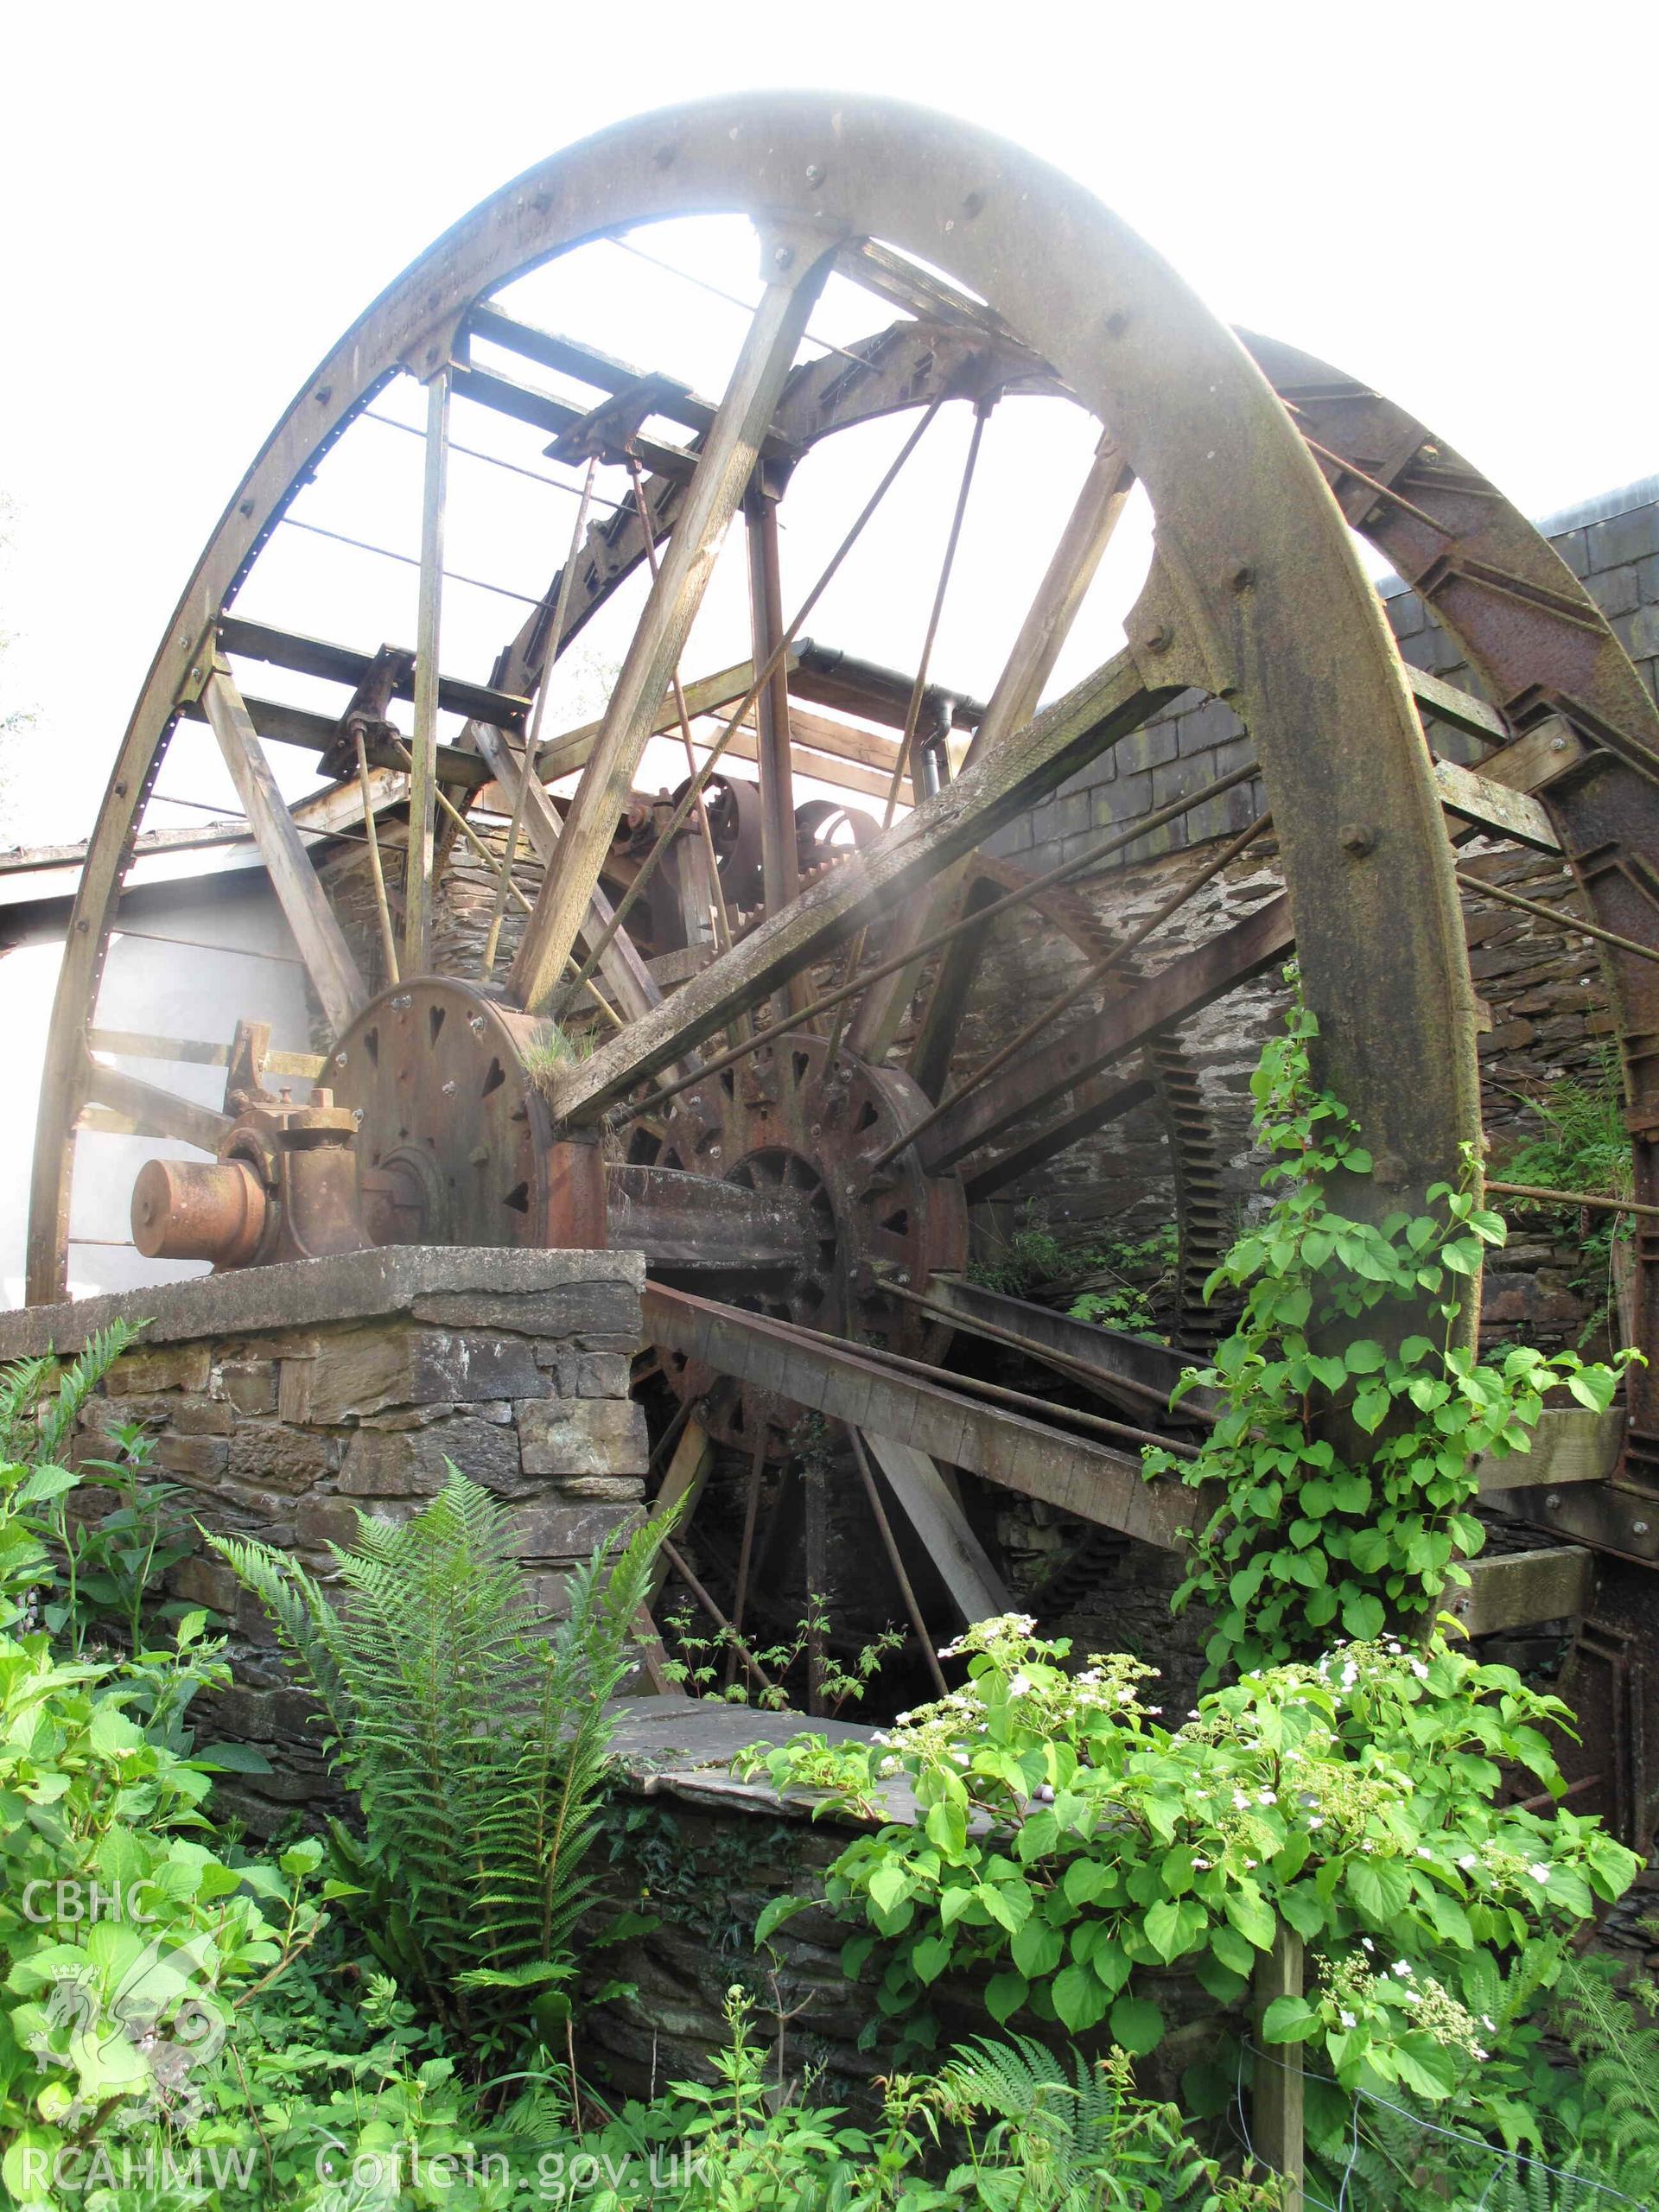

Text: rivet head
xmin=772 ymin=244 xmax=795 ymax=270
xmin=1105 ymin=310 xmax=1129 ymax=337
xmin=334 ymin=1052 xmax=348 ymax=1068
xmin=315 ymin=385 xmax=332 ymax=405
xmin=1143 ymin=623 xmax=1173 ymax=655
xmin=1545 ymin=1491 xmax=1562 ymax=1510
xmin=963 ymin=189 xmax=984 ymax=217
xmin=1229 ymin=563 xmax=1255 ymax=594
xmin=1551 ymin=736 xmax=1568 ymax=752
xmin=804 ymin=162 xmax=825 ymax=187
xmin=1338 ymin=822 xmax=1376 ymax=857
xmin=1633 ymin=1520 xmax=1650 ymax=1536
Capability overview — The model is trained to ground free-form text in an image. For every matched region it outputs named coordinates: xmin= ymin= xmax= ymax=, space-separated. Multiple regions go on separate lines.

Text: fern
xmin=211 ymin=1468 xmax=668 ymax=2070
xmin=0 ymin=1319 xmax=145 ymax=1466
xmin=1550 ymin=1952 xmax=1659 ymax=2203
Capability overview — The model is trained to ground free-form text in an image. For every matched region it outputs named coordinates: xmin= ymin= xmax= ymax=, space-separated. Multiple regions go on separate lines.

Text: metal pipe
xmin=1452 ymin=869 xmax=1659 ymax=967
xmin=848 ymin=1427 xmax=950 ymax=1699
xmin=1488 ymin=1179 xmax=1659 ymax=1222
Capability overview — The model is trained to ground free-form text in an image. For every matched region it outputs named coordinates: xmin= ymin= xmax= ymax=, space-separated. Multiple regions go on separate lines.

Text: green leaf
xmin=868 ymin=1863 xmax=910 ymax=1915
xmin=1012 ymin=1918 xmax=1064 ymax=1979
xmin=985 ymin=1972 xmax=1028 ymax=2025
xmin=1262 ymin=1995 xmax=1320 ymax=2044
xmin=925 ymin=1797 xmax=967 ymax=1859
xmin=1109 ymin=1993 xmax=1165 ymax=2055
xmin=1344 ymin=1856 xmax=1411 ymax=1923
xmin=1224 ymin=1889 xmax=1276 ymax=1952
xmin=1052 ymin=1963 xmax=1110 ymax=2032
xmin=1342 ymin=1592 xmax=1386 ymax=1640
xmin=1210 ymin=1923 xmax=1256 ymax=1977
xmin=754 ymin=1894 xmax=810 ymax=1945
xmin=912 ymin=1934 xmax=953 ymax=1985
xmin=1344 ymin=1339 xmax=1385 ymax=1373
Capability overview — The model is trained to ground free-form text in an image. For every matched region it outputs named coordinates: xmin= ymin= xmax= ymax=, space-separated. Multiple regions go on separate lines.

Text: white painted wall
xmin=0 ymin=874 xmax=319 ymax=1306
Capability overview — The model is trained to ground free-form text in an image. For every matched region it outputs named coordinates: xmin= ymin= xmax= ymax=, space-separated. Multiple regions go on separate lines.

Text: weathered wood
xmin=604 ymin=1163 xmax=817 ymax=1271
xmin=80 ymin=1055 xmax=234 ymax=1156
xmin=1432 ymin=755 xmax=1560 ymax=851
xmin=545 ymin=652 xmax=1171 ymax=1122
xmin=921 ymin=893 xmax=1294 ymax=1175
xmin=925 ymin=1274 xmax=1218 ymax=1421
xmin=467 ymin=721 xmax=670 ymax=1034
xmin=216 ymin=613 xmax=529 ymax=733
xmin=862 ymin=1431 xmax=1012 ymax=1623
xmin=962 ymin=1071 xmax=1157 ymax=1200
xmin=646 ymin=1417 xmax=715 ymax=1607
xmin=642 ymin=1284 xmax=1196 ymax=1549
xmin=450 ymin=361 xmax=696 ymax=484
xmin=1252 ymin=1926 xmax=1306 ymax=2212
xmin=87 ymin=1028 xmax=327 ymax=1080
xmin=200 ymin=665 xmax=367 ymax=1038
xmin=1478 ymin=714 xmax=1587 ymax=794
xmin=1473 ymin=1408 xmax=1624 ymax=1493
xmin=404 ymin=368 xmax=449 ymax=976
xmin=1405 ymin=664 xmax=1509 ymax=746
xmin=535 ymin=658 xmax=783 ymax=783
xmin=512 ymin=256 xmax=832 ymax=1011
xmin=1448 ymin=1547 xmax=1596 ymax=1636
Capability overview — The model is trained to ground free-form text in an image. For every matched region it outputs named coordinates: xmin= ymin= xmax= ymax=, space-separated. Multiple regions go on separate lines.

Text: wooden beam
xmin=642 ymin=1283 xmax=1197 ymax=1551
xmin=468 ymin=719 xmax=670 ymax=1034
xmin=217 ymin=613 xmax=529 ymax=733
xmin=545 ymin=651 xmax=1172 ymax=1122
xmin=1405 ymin=664 xmax=1510 ymax=746
xmin=404 ymin=368 xmax=449 ymax=975
xmin=1252 ymin=1928 xmax=1306 ymax=2212
xmin=1474 ymin=1408 xmax=1624 ymax=1494
xmin=1432 ymin=755 xmax=1559 ymax=851
xmin=200 ymin=664 xmax=368 ymax=1039
xmin=80 ymin=1054 xmax=233 ymax=1155
xmin=646 ymin=1417 xmax=715 ymax=1606
xmin=534 ymin=658 xmax=785 ymax=783
xmin=512 ymin=255 xmax=831 ymax=1011
xmin=861 ymin=1431 xmax=1012 ymax=1623
xmin=1447 ymin=1547 xmax=1595 ymax=1636
xmin=87 ymin=1028 xmax=327 ymax=1080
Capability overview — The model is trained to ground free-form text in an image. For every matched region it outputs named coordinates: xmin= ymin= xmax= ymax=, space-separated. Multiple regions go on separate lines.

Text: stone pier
xmin=0 ymin=1247 xmax=647 ymax=1830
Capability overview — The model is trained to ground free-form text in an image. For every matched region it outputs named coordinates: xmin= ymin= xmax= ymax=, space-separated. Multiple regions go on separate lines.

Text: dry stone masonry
xmin=0 ymin=1247 xmax=648 ymax=1834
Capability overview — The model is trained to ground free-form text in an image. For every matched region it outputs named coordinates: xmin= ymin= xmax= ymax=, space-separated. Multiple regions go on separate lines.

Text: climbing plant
xmin=1141 ymin=981 xmax=1636 ymax=1679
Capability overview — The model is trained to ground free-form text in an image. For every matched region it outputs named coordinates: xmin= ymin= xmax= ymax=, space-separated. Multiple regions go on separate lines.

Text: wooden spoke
xmin=404 ymin=367 xmax=450 ymax=975
xmin=853 ymin=436 xmax=1135 ymax=1064
xmin=80 ymin=1052 xmax=235 ymax=1156
xmin=858 ymin=1430 xmax=1011 ymax=1623
xmin=199 ymin=664 xmax=367 ymax=1039
xmin=917 ymin=1276 xmax=1218 ymax=1425
xmin=543 ymin=651 xmax=1173 ymax=1122
xmin=920 ymin=890 xmax=1294 ymax=1178
xmin=747 ymin=484 xmax=799 ymax=943
xmin=511 ymin=247 xmax=834 ymax=1012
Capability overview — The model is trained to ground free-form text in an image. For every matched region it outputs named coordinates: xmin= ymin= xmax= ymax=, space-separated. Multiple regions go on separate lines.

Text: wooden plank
xmin=646 ymin=1418 xmax=715 ymax=1606
xmin=468 ymin=720 xmax=670 ymax=1034
xmin=1448 ymin=1547 xmax=1595 ymax=1636
xmin=512 ymin=259 xmax=830 ymax=1010
xmin=1433 ymin=755 xmax=1560 ymax=851
xmin=1474 ymin=1407 xmax=1624 ymax=1494
xmin=200 ymin=665 xmax=368 ymax=1039
xmin=545 ymin=651 xmax=1171 ymax=1122
xmin=404 ymin=367 xmax=449 ymax=976
xmin=862 ymin=1432 xmax=1012 ymax=1623
xmin=1478 ymin=715 xmax=1589 ymax=795
xmin=80 ymin=1056 xmax=233 ymax=1155
xmin=642 ymin=1283 xmax=1198 ymax=1551
xmin=921 ymin=892 xmax=1294 ymax=1175
xmin=217 ymin=613 xmax=530 ymax=733
xmin=1405 ymin=664 xmax=1510 ymax=745
xmin=450 ymin=361 xmax=696 ymax=483
xmin=1253 ymin=1927 xmax=1306 ymax=2212
xmin=534 ymin=658 xmax=780 ymax=783
xmin=87 ymin=1028 xmax=327 ymax=1080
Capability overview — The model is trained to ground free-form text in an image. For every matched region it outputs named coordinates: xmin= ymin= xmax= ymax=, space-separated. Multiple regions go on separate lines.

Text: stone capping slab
xmin=602 ymin=1693 xmax=918 ymax=1827
xmin=0 ymin=1245 xmax=646 ymax=1358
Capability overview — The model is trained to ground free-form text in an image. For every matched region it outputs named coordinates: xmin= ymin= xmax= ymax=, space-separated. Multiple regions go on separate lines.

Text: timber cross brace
xmin=29 ymin=95 xmax=1659 ymax=1847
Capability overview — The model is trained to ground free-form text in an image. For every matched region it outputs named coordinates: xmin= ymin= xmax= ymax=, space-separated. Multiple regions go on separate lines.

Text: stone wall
xmin=0 ymin=1248 xmax=648 ymax=1835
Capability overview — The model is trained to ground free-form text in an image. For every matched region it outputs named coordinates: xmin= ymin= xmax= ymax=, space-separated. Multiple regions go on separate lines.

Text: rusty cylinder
xmin=130 ymin=1157 xmax=267 ymax=1266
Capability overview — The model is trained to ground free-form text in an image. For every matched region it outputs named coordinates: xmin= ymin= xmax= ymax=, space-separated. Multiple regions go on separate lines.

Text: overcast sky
xmin=2 ymin=0 xmax=1655 ymax=851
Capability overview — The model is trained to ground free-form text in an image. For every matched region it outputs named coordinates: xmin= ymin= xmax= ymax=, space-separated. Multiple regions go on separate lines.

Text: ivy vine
xmin=1142 ymin=980 xmax=1637 ymax=1680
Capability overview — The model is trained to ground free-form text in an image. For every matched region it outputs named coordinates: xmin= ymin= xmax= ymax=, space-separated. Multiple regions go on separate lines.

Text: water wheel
xmin=29 ymin=97 xmax=1659 ymax=1825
